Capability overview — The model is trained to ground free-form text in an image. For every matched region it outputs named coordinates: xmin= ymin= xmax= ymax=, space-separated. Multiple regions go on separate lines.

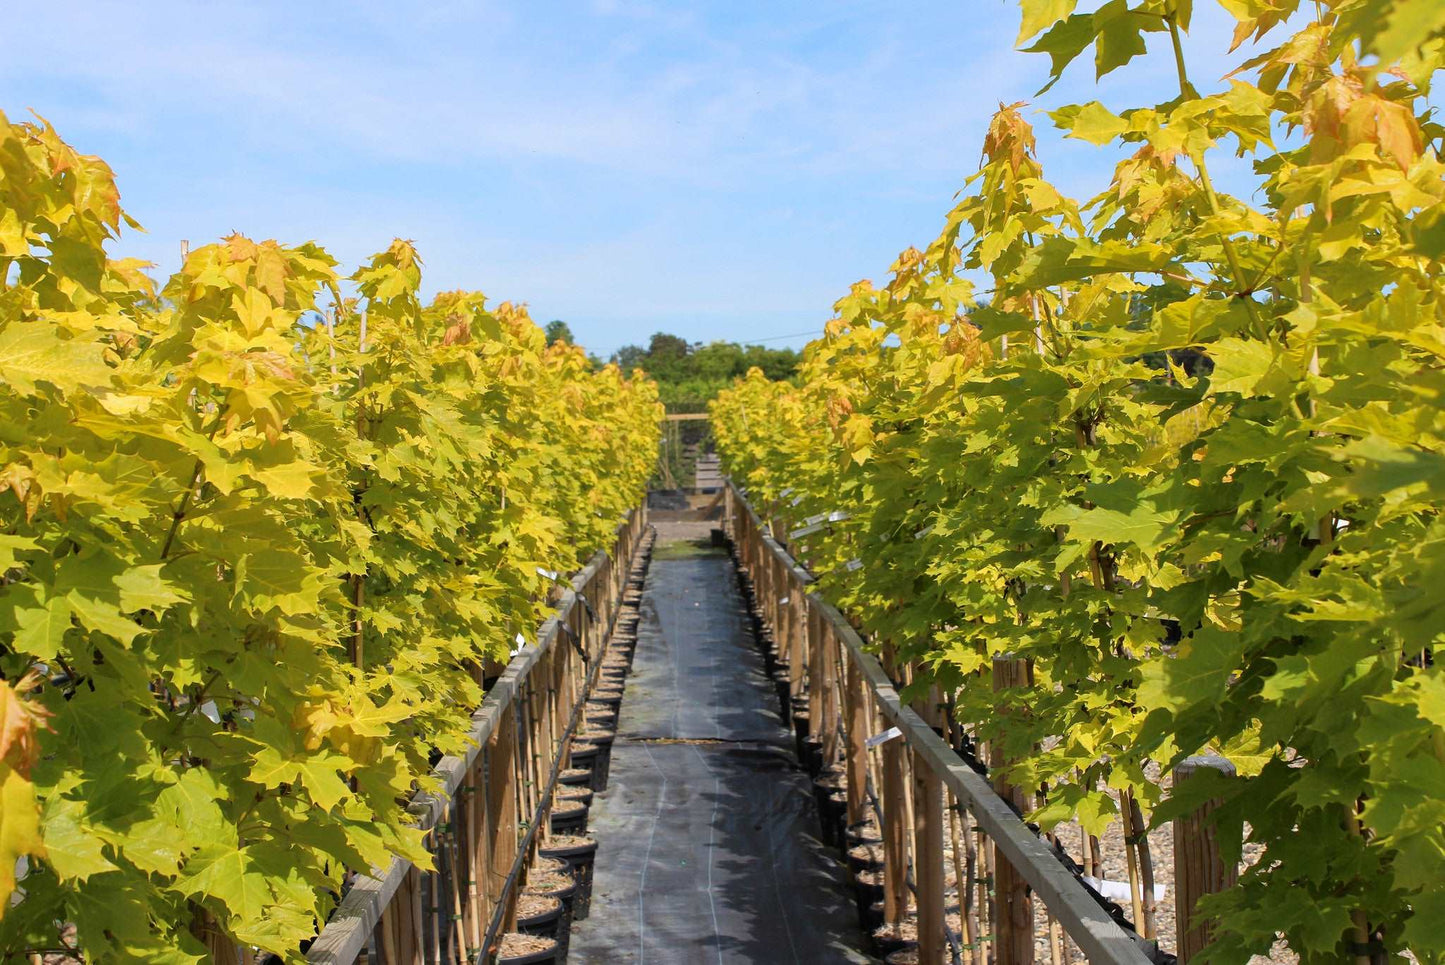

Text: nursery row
xmin=0 ymin=111 xmax=660 ymax=959
xmin=710 ymin=1 xmax=1444 ymax=960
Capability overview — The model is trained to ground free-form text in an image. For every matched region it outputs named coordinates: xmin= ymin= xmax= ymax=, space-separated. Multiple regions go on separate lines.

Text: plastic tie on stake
xmin=779 ymin=596 xmax=789 ymax=605
xmin=865 ymin=726 xmax=903 ymax=749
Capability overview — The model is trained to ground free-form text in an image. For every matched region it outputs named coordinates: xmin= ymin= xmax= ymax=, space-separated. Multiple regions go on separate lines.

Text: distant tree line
xmin=543 ymin=323 xmax=800 ymax=410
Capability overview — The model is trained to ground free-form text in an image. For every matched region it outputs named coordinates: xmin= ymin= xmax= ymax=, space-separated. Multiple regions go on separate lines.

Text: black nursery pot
xmin=540 ymin=838 xmax=600 ymax=922
xmin=575 ymin=738 xmax=613 ymax=790
xmin=800 ymin=736 xmax=824 ymax=778
xmin=774 ymin=676 xmax=792 ymax=716
xmin=876 ymin=934 xmax=919 ymax=959
xmin=516 ymin=896 xmax=565 ymax=940
xmin=855 ymin=876 xmax=885 ymax=914
xmin=559 ymin=767 xmax=594 ymax=789
xmin=558 ymin=787 xmax=594 ymax=807
xmin=568 ymin=743 xmax=599 ymax=770
xmin=820 ymin=789 xmax=848 ymax=847
xmin=494 ymin=936 xmax=558 ymax=965
xmin=846 ymin=842 xmax=885 ymax=876
xmin=550 ymin=804 xmax=589 ymax=834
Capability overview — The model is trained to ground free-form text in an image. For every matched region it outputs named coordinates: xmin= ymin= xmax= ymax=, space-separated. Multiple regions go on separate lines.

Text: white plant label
xmin=866 ymin=726 xmax=903 ymax=749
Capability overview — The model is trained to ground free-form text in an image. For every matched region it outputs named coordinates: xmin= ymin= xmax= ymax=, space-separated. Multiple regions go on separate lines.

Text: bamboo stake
xmin=948 ymin=796 xmax=976 ymax=965
xmin=1128 ymin=793 xmax=1158 ymax=940
xmin=1119 ymin=790 xmax=1145 ymax=934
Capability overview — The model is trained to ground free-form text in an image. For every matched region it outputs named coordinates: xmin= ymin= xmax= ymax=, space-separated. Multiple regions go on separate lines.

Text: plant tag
xmin=804 ymin=513 xmax=828 ymax=526
xmin=866 ymin=726 xmax=903 ymax=749
xmin=915 ymin=525 xmax=934 ymax=540
xmin=845 ymin=558 xmax=863 ymax=571
xmin=789 ymin=523 xmax=825 ymax=540
xmin=536 ymin=567 xmax=559 ymax=581
xmin=779 ymin=596 xmax=790 ymax=605
xmin=791 ymin=495 xmax=804 ymax=506
xmin=780 ymin=487 xmax=794 ymax=497
xmin=1081 ymin=875 xmax=1167 ymax=901
xmin=828 ymin=510 xmax=850 ymax=523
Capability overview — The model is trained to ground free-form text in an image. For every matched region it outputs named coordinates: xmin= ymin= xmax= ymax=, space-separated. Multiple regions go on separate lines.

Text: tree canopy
xmin=611 ymin=332 xmax=799 ymax=408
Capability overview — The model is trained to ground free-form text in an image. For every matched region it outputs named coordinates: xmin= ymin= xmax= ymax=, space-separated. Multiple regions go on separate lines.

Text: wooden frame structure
xmin=306 ymin=507 xmax=649 ymax=964
xmin=727 ymin=481 xmax=1156 ymax=965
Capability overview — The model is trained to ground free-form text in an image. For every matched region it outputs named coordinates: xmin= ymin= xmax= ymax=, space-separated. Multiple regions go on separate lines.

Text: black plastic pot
xmin=568 ymin=743 xmax=599 ymax=768
xmin=774 ymin=675 xmax=792 ymax=717
xmin=875 ymin=933 xmax=919 ymax=959
xmin=540 ymin=837 xmax=600 ymax=922
xmin=820 ymin=789 xmax=848 ymax=847
xmin=846 ymin=844 xmax=885 ymax=876
xmin=557 ymin=787 xmax=594 ymax=807
xmin=550 ymin=804 xmax=589 ymax=834
xmin=516 ymin=895 xmax=565 ymax=940
xmin=884 ymin=945 xmax=922 ymax=965
xmin=494 ymin=935 xmax=558 ymax=965
xmin=575 ymin=737 xmax=613 ymax=790
xmin=846 ymin=822 xmax=882 ymax=848
xmin=855 ymin=875 xmax=885 ymax=913
xmin=559 ymin=767 xmax=594 ymax=789
xmin=800 ymin=736 xmax=824 ymax=778
xmin=523 ymin=876 xmax=578 ymax=961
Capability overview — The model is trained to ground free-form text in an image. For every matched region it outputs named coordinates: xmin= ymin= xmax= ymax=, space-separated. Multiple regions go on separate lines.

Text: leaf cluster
xmin=0 ymin=111 xmax=660 ymax=960
xmin=712 ymin=3 xmax=1445 ymax=959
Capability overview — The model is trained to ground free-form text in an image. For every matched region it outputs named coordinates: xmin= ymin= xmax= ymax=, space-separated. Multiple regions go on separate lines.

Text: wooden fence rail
xmin=306 ymin=506 xmax=649 ymax=965
xmin=726 ymin=481 xmax=1158 ymax=965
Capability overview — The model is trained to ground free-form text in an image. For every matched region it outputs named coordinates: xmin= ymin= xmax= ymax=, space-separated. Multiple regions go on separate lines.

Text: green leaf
xmin=8 ymin=586 xmax=71 ymax=660
xmin=1017 ymin=0 xmax=1078 ymax=45
xmin=41 ymin=798 xmax=118 ymax=882
xmin=1023 ymin=12 xmax=1096 ymax=91
xmin=1092 ymin=0 xmax=1151 ymax=79
xmin=1050 ymin=101 xmax=1128 ymax=145
xmin=1206 ymin=337 xmax=1275 ymax=396
xmin=0 ymin=322 xmax=114 ymax=395
xmin=114 ymin=564 xmax=190 ymax=614
xmin=177 ymin=845 xmax=273 ymax=922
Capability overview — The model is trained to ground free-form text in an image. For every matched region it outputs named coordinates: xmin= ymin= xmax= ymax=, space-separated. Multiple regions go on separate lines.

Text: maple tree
xmin=713 ymin=0 xmax=1444 ymax=960
xmin=0 ymin=111 xmax=659 ymax=959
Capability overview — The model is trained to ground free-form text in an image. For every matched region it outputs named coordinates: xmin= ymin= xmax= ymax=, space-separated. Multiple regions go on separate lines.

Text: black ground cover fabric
xmin=568 ymin=544 xmax=874 ymax=963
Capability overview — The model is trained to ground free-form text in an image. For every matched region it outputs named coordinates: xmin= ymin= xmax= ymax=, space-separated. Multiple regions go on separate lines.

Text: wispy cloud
xmin=5 ymin=1 xmax=1272 ymax=352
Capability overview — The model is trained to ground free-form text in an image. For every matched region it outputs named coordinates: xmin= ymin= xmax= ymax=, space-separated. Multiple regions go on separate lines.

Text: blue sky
xmin=6 ymin=1 xmax=1258 ymax=358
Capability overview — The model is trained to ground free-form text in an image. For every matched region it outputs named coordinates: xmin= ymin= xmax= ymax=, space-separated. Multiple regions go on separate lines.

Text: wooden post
xmin=1173 ymin=755 xmax=1239 ymax=963
xmin=992 ymin=656 xmax=1035 ymax=964
xmin=881 ymin=706 xmax=910 ymax=925
xmin=913 ymin=700 xmax=946 ymax=964
xmin=466 ymin=760 xmax=489 ymax=950
xmin=487 ymin=708 xmax=518 ymax=928
xmin=818 ymin=612 xmax=841 ymax=764
xmin=808 ymin=596 xmax=827 ymax=739
xmin=844 ymin=648 xmax=868 ymax=826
